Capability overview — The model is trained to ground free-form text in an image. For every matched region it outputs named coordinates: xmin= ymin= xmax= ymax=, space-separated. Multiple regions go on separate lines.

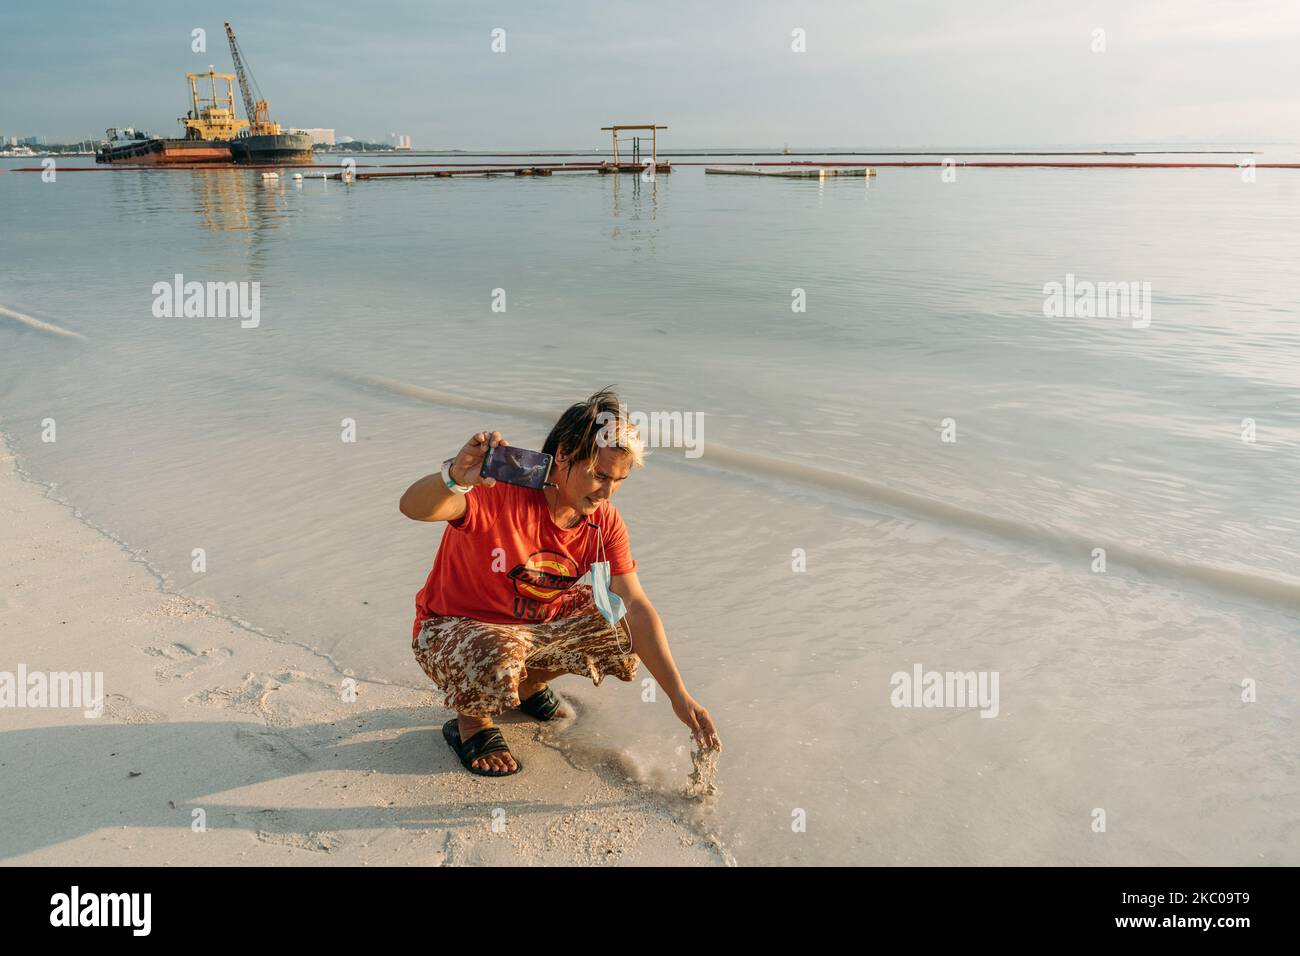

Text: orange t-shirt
xmin=413 ymin=481 xmax=637 ymax=632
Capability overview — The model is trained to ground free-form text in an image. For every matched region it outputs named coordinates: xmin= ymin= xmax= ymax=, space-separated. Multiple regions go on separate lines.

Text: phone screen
xmin=480 ymin=445 xmax=554 ymax=490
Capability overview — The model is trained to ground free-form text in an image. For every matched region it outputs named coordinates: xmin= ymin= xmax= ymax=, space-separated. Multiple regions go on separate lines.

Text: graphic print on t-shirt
xmin=509 ymin=550 xmax=580 ymax=600
xmin=508 ymin=550 xmax=581 ymax=620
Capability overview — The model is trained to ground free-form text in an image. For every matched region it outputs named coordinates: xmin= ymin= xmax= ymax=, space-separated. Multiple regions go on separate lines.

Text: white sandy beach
xmin=0 ymin=444 xmax=728 ymax=866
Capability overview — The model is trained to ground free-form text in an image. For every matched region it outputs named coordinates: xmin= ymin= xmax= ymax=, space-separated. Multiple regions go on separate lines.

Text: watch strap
xmin=441 ymin=458 xmax=473 ymax=494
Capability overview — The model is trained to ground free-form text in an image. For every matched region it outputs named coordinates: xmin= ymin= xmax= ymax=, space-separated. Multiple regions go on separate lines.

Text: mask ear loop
xmin=593 ymin=522 xmax=633 ymax=656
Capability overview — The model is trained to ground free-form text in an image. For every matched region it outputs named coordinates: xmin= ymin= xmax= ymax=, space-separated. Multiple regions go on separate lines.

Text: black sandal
xmin=442 ymin=718 xmax=523 ymax=776
xmin=517 ymin=686 xmax=563 ymax=722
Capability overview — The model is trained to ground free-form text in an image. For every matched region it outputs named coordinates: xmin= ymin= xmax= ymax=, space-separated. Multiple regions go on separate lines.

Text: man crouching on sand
xmin=399 ymin=388 xmax=721 ymax=776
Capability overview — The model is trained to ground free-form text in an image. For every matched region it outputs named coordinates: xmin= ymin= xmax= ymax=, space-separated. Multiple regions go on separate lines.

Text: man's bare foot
xmin=456 ymin=714 xmax=518 ymax=773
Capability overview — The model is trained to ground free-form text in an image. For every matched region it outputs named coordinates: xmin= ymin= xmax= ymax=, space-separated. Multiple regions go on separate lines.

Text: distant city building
xmin=19 ymin=135 xmax=44 ymax=146
xmin=390 ymin=133 xmax=412 ymax=150
xmin=337 ymin=135 xmax=355 ymax=144
xmin=290 ymin=128 xmax=336 ymax=146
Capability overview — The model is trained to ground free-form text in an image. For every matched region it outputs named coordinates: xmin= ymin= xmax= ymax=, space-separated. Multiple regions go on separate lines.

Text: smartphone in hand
xmin=480 ymin=445 xmax=554 ymax=490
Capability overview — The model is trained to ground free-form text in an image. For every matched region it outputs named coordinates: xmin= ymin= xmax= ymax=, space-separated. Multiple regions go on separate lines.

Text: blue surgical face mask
xmin=589 ymin=524 xmax=632 ymax=654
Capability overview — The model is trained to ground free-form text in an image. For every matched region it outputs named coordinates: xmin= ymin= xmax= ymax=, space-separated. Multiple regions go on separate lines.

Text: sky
xmin=2 ymin=0 xmax=1299 ymax=148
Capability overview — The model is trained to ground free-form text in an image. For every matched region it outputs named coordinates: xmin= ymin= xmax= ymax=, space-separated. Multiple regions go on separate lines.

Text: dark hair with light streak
xmin=542 ymin=387 xmax=644 ymax=475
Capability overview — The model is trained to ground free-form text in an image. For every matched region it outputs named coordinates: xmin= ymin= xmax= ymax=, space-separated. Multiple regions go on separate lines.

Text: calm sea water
xmin=3 ymin=146 xmax=1298 ymax=865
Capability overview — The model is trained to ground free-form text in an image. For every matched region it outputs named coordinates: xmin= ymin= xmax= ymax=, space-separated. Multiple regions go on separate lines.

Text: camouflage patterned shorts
xmin=412 ymin=584 xmax=640 ymax=718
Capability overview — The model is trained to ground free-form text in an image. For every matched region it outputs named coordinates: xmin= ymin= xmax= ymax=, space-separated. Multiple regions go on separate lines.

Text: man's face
xmin=556 ymin=446 xmax=631 ymax=515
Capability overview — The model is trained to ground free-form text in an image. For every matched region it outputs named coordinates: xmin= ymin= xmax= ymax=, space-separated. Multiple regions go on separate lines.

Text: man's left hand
xmin=672 ymin=693 xmax=721 ymax=751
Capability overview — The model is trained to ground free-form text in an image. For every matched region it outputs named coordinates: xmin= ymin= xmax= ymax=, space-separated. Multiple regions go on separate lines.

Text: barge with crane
xmin=223 ymin=21 xmax=313 ymax=164
xmin=95 ymin=21 xmax=311 ymax=166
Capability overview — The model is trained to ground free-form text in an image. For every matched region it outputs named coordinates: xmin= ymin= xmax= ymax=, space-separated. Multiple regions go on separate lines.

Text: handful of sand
xmin=685 ymin=741 xmax=720 ymax=799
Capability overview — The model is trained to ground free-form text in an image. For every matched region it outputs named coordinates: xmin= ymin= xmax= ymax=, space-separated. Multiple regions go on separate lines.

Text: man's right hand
xmin=450 ymin=431 xmax=509 ymax=488
xmin=399 ymin=430 xmax=511 ymax=522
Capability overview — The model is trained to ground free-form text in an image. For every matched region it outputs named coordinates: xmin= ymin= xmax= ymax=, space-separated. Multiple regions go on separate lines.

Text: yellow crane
xmin=219 ymin=20 xmax=314 ymax=164
xmin=224 ymin=21 xmax=281 ymax=136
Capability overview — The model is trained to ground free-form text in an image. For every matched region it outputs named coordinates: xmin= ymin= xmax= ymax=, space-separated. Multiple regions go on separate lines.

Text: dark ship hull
xmin=229 ymin=132 xmax=314 ymax=165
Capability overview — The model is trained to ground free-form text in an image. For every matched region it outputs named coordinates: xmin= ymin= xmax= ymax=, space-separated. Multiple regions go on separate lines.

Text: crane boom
xmin=224 ymin=21 xmax=279 ymax=135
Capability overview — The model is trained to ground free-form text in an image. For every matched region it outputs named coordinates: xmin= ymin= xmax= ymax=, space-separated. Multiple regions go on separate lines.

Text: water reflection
xmin=191 ymin=169 xmax=251 ymax=231
xmin=186 ymin=167 xmax=292 ymax=241
xmin=609 ymin=169 xmax=659 ymax=244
